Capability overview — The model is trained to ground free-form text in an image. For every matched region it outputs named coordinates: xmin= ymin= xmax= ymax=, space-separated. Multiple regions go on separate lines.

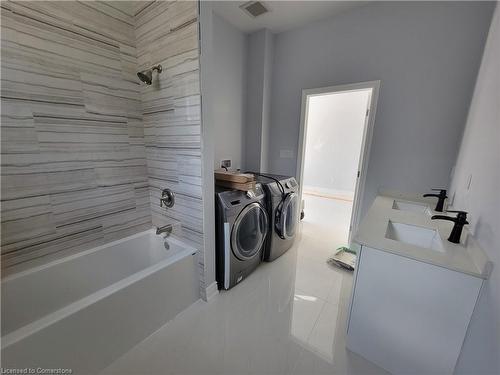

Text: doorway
xmin=296 ymin=81 xmax=379 ymax=248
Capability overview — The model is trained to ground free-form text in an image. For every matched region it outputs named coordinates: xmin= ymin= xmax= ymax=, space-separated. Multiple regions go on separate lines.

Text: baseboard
xmin=303 ymin=185 xmax=354 ymax=200
xmin=205 ymin=281 xmax=219 ymax=302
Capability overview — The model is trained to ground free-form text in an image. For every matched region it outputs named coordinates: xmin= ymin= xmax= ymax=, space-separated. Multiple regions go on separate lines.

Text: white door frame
xmin=296 ymin=80 xmax=380 ymax=244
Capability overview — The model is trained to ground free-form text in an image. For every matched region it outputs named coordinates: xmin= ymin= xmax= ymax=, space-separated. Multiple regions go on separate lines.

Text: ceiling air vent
xmin=240 ymin=1 xmax=269 ymax=18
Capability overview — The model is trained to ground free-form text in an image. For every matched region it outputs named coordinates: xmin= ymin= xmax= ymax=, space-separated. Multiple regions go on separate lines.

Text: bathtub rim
xmin=1 ymin=231 xmax=198 ymax=349
xmin=2 ymin=228 xmax=188 ymax=283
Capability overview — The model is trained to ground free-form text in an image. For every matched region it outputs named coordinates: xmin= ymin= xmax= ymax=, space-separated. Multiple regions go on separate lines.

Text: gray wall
xmin=268 ymin=1 xmax=495 ymax=216
xmin=451 ymin=6 xmax=500 ymax=374
xmin=212 ymin=13 xmax=247 ymax=170
xmin=0 ymin=1 xmax=150 ymax=270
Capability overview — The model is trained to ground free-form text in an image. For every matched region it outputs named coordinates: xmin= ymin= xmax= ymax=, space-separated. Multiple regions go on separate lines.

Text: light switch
xmin=466 ymin=174 xmax=472 ymax=191
xmin=448 ymin=191 xmax=455 ymax=206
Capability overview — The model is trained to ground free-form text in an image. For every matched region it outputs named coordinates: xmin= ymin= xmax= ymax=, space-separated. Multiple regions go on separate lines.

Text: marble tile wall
xmin=1 ymin=1 xmax=206 ymax=296
xmin=0 ymin=1 xmax=152 ymax=270
xmin=133 ymin=1 xmax=205 ymax=297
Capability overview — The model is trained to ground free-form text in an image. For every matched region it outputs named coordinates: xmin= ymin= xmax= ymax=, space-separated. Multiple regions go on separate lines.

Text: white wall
xmin=259 ymin=29 xmax=274 ymax=173
xmin=268 ymin=2 xmax=495 ymax=217
xmin=245 ymin=29 xmax=274 ymax=172
xmin=451 ymin=6 xmax=500 ymax=374
xmin=199 ymin=4 xmax=252 ymax=297
xmin=303 ymin=90 xmax=371 ymax=197
xmin=212 ymin=13 xmax=247 ymax=170
xmin=200 ymin=6 xmax=269 ymax=296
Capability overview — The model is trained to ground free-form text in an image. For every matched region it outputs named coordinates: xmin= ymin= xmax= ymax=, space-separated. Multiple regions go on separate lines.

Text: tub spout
xmin=156 ymin=224 xmax=173 ymax=236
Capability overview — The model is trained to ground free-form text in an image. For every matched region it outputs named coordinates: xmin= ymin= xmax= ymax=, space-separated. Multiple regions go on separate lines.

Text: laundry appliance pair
xmin=215 ymin=174 xmax=300 ymax=290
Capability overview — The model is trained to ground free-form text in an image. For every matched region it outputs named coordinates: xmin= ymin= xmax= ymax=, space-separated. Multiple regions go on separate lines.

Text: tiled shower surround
xmin=0 ymin=1 xmax=205 ymax=295
xmin=135 ymin=1 xmax=205 ymax=279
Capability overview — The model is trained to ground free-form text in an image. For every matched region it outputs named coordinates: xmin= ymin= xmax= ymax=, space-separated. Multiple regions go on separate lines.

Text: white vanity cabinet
xmin=347 ymin=194 xmax=491 ymax=375
xmin=347 ymin=245 xmax=483 ymax=375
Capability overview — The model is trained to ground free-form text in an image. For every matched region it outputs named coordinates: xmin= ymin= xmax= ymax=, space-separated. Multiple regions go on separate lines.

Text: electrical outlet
xmin=220 ymin=159 xmax=231 ymax=169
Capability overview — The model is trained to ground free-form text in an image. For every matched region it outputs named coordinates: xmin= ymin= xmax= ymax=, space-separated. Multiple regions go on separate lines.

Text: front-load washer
xmin=215 ymin=184 xmax=269 ymax=290
xmin=256 ymin=174 xmax=300 ymax=261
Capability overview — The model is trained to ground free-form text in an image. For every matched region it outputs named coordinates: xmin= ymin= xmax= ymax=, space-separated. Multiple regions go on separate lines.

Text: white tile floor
xmin=101 ymin=197 xmax=388 ymax=375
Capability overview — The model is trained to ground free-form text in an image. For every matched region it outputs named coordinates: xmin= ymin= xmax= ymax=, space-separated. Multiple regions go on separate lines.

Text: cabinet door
xmin=347 ymin=246 xmax=482 ymax=375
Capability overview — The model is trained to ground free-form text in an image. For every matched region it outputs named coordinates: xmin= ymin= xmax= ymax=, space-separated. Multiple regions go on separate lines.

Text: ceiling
xmin=106 ymin=1 xmax=153 ymax=17
xmin=211 ymin=1 xmax=369 ymax=34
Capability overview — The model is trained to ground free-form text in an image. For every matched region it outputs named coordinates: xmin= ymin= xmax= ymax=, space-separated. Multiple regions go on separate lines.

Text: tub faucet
xmin=423 ymin=189 xmax=447 ymax=212
xmin=156 ymin=224 xmax=173 ymax=236
xmin=431 ymin=210 xmax=469 ymax=244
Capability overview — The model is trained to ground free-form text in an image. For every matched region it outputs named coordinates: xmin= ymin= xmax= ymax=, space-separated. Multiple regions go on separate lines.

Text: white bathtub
xmin=1 ymin=229 xmax=200 ymax=374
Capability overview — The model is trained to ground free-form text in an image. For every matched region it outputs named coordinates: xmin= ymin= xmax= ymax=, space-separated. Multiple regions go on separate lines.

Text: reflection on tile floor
xmin=101 ymin=198 xmax=388 ymax=375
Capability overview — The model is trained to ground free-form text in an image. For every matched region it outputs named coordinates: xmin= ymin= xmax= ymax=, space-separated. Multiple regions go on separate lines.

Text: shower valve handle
xmin=160 ymin=188 xmax=175 ymax=208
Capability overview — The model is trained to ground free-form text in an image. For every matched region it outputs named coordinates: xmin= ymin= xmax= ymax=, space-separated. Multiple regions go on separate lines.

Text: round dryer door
xmin=276 ymin=192 xmax=299 ymax=240
xmin=231 ymin=202 xmax=269 ymax=260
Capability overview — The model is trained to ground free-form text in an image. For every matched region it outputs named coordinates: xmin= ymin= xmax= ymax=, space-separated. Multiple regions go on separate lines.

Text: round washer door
xmin=276 ymin=192 xmax=299 ymax=240
xmin=231 ymin=202 xmax=269 ymax=260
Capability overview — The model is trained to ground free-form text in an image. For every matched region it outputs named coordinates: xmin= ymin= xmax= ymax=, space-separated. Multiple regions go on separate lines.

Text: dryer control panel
xmin=266 ymin=177 xmax=298 ymax=196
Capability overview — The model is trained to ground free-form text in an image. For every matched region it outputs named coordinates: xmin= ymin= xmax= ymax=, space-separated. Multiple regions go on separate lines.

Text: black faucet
xmin=431 ymin=210 xmax=469 ymax=244
xmin=423 ymin=189 xmax=447 ymax=212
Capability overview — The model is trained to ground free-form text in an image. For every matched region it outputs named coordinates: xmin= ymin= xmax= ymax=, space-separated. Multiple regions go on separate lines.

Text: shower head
xmin=137 ymin=65 xmax=162 ymax=85
xmin=137 ymin=70 xmax=152 ymax=85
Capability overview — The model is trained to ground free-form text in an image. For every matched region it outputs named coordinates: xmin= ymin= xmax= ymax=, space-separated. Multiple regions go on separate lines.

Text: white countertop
xmin=354 ymin=192 xmax=492 ymax=279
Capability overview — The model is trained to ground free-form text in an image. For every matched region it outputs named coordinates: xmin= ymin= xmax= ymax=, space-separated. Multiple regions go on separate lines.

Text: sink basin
xmin=392 ymin=200 xmax=432 ymax=216
xmin=385 ymin=221 xmax=444 ymax=252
